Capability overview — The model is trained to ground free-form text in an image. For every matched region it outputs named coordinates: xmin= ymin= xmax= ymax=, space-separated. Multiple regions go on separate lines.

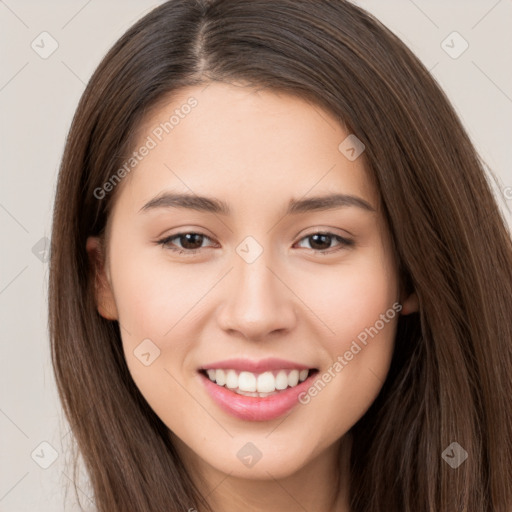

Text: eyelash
xmin=156 ymin=231 xmax=354 ymax=256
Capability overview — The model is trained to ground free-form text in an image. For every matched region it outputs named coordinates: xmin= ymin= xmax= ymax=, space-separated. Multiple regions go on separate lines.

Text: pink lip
xmin=199 ymin=357 xmax=313 ymax=373
xmin=198 ymin=369 xmax=318 ymax=422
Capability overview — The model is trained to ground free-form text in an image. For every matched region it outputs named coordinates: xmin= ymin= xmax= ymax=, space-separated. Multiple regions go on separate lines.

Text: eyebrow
xmin=138 ymin=191 xmax=376 ymax=215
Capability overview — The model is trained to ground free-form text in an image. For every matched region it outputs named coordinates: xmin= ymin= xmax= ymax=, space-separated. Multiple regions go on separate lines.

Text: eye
xmin=156 ymin=230 xmax=354 ymax=256
xmin=294 ymin=232 xmax=354 ymax=254
xmin=157 ymin=232 xmax=216 ymax=255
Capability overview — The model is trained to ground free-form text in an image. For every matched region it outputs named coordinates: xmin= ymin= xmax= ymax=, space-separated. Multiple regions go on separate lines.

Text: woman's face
xmin=87 ymin=82 xmax=416 ymax=482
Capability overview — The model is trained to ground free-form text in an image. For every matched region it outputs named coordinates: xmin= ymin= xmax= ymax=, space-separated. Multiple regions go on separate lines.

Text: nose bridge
xmin=217 ymin=241 xmax=296 ymax=338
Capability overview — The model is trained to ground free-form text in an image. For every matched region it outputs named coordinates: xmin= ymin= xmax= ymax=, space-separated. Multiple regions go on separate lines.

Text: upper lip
xmin=199 ymin=358 xmax=315 ymax=373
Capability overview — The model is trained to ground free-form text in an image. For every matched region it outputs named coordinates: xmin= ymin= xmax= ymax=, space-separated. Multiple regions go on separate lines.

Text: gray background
xmin=1 ymin=1 xmax=511 ymax=511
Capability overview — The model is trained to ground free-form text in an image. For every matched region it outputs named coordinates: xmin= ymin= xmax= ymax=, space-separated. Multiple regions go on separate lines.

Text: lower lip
xmin=198 ymin=371 xmax=317 ymax=422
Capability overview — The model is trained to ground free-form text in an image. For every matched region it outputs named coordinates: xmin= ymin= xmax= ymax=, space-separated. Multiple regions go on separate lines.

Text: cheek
xmin=295 ymin=246 xmax=399 ymax=431
xmin=109 ymin=243 xmax=204 ymax=341
xmin=301 ymin=245 xmax=399 ymax=347
xmin=297 ymin=302 xmax=397 ymax=451
xmin=108 ymin=248 xmax=203 ymax=421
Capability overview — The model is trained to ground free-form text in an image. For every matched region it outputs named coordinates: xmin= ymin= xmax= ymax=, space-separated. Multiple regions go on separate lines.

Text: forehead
xmin=114 ymin=82 xmax=379 ymax=216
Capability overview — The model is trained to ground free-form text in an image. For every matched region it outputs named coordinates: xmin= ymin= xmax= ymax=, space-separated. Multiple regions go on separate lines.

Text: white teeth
xmin=215 ymin=369 xmax=226 ymax=386
xmin=275 ymin=370 xmax=289 ymax=390
xmin=225 ymin=369 xmax=238 ymax=389
xmin=204 ymin=368 xmax=312 ymax=394
xmin=238 ymin=371 xmax=257 ymax=392
xmin=257 ymin=371 xmax=275 ymax=393
xmin=288 ymin=369 xmax=299 ymax=387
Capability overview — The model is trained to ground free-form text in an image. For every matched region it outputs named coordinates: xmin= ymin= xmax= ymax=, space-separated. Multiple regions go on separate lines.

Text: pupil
xmin=182 ymin=233 xmax=202 ymax=249
xmin=310 ymin=234 xmax=330 ymax=250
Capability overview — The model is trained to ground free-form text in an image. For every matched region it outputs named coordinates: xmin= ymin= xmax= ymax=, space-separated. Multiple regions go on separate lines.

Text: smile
xmin=198 ymin=358 xmax=319 ymax=421
xmin=202 ymin=368 xmax=311 ymax=397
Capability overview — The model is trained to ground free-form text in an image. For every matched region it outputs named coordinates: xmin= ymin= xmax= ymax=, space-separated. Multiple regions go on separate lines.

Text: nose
xmin=216 ymin=250 xmax=297 ymax=341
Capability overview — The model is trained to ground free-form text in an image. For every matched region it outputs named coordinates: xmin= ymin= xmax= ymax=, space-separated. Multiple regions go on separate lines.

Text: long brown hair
xmin=49 ymin=1 xmax=512 ymax=510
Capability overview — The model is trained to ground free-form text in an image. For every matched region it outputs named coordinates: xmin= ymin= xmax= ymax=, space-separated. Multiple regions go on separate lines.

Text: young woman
xmin=48 ymin=1 xmax=512 ymax=511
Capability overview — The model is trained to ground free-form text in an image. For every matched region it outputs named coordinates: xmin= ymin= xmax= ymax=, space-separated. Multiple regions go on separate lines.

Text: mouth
xmin=197 ymin=359 xmax=319 ymax=421
xmin=198 ymin=368 xmax=318 ymax=397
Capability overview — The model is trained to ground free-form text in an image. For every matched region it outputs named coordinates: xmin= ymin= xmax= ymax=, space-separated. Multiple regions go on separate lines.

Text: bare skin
xmin=87 ymin=81 xmax=418 ymax=512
